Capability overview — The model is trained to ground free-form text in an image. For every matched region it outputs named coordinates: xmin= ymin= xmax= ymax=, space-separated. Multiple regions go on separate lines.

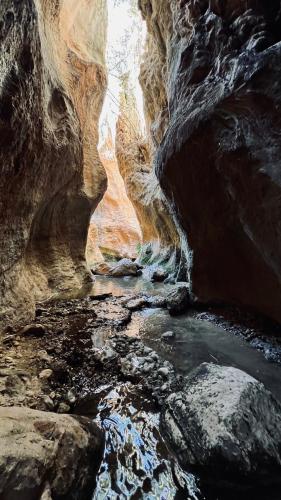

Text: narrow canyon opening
xmin=87 ymin=0 xmax=145 ymax=267
xmin=1 ymin=1 xmax=281 ymax=500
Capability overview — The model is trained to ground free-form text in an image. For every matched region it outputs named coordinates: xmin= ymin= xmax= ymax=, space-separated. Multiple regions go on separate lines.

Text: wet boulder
xmin=0 ymin=406 xmax=104 ymax=499
xmin=109 ymin=258 xmax=141 ymax=277
xmin=167 ymin=284 xmax=190 ymax=315
xmin=151 ymin=268 xmax=169 ymax=283
xmin=161 ymin=363 xmax=281 ymax=488
xmin=91 ymin=262 xmax=111 ymax=276
xmin=125 ymin=294 xmax=167 ymax=311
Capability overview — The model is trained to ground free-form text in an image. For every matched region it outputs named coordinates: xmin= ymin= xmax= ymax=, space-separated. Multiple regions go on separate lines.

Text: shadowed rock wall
xmin=139 ymin=0 xmax=281 ymax=322
xmin=116 ymin=85 xmax=183 ymax=273
xmin=0 ymin=0 xmax=107 ymax=329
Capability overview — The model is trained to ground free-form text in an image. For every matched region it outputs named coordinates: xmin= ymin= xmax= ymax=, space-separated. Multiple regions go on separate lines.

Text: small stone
xmin=39 ymin=369 xmax=53 ymax=380
xmin=142 ymin=363 xmax=153 ymax=374
xmin=57 ymin=402 xmax=71 ymax=414
xmin=158 ymin=367 xmax=169 ymax=378
xmin=161 ymin=331 xmax=175 ymax=342
xmin=151 ymin=268 xmax=168 ymax=283
xmin=67 ymin=390 xmax=76 ymax=404
xmin=50 ymin=361 xmax=69 ymax=383
xmin=26 ymin=390 xmax=35 ymax=397
xmin=142 ymin=347 xmax=153 ymax=355
xmin=38 ymin=350 xmax=52 ymax=363
xmin=93 ymin=347 xmax=117 ymax=363
xmin=20 ymin=324 xmax=46 ymax=337
xmin=126 ymin=297 xmax=147 ymax=311
xmin=2 ymin=335 xmax=15 ymax=345
xmin=43 ymin=396 xmax=55 ymax=410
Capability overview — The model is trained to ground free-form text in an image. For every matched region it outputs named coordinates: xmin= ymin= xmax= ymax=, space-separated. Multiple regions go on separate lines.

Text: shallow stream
xmin=81 ymin=276 xmax=281 ymax=499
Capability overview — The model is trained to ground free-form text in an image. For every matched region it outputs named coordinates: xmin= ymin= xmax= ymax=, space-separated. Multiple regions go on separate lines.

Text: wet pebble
xmin=161 ymin=331 xmax=175 ymax=341
xmin=158 ymin=367 xmax=170 ymax=378
xmin=39 ymin=369 xmax=53 ymax=380
xmin=57 ymin=402 xmax=71 ymax=413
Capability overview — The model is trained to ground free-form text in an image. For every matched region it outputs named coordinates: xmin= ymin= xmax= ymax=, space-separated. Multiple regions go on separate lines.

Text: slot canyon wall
xmin=87 ymin=130 xmax=142 ymax=264
xmin=139 ymin=0 xmax=281 ymax=322
xmin=116 ymin=84 xmax=183 ymax=274
xmin=0 ymin=0 xmax=107 ymax=330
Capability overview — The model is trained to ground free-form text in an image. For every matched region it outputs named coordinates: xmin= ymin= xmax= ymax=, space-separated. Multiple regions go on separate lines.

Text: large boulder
xmin=161 ymin=363 xmax=281 ymax=488
xmin=167 ymin=284 xmax=190 ymax=315
xmin=0 ymin=406 xmax=104 ymax=499
xmin=151 ymin=268 xmax=169 ymax=283
xmin=109 ymin=258 xmax=141 ymax=277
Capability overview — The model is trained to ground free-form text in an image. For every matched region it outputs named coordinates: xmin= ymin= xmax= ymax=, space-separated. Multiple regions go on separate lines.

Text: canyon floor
xmin=2 ymin=276 xmax=281 ymax=499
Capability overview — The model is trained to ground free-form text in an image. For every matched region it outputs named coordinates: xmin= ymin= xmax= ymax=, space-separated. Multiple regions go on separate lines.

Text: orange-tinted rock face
xmin=0 ymin=0 xmax=107 ymax=329
xmin=87 ymin=132 xmax=142 ymax=264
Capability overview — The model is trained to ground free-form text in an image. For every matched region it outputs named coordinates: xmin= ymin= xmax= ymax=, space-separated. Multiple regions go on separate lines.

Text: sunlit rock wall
xmin=116 ymin=85 xmax=182 ymax=273
xmin=0 ymin=0 xmax=107 ymax=329
xmin=87 ymin=131 xmax=142 ymax=264
xmin=139 ymin=0 xmax=281 ymax=322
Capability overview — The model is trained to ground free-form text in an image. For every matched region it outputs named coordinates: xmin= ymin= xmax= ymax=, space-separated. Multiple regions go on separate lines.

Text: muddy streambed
xmin=74 ymin=276 xmax=281 ymax=500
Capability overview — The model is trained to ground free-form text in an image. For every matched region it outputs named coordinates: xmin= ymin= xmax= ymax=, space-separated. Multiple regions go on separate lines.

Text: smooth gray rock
xmin=161 ymin=363 xmax=281 ymax=487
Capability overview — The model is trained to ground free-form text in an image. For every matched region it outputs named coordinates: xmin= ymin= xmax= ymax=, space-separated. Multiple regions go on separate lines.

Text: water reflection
xmin=92 ymin=276 xmax=170 ymax=297
xmin=131 ymin=308 xmax=281 ymax=402
xmin=86 ymin=277 xmax=281 ymax=499
xmin=77 ymin=384 xmax=202 ymax=500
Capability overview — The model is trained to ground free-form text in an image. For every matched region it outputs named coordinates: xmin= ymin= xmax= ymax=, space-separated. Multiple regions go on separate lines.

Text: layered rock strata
xmin=0 ymin=0 xmax=107 ymax=329
xmin=139 ymin=0 xmax=281 ymax=322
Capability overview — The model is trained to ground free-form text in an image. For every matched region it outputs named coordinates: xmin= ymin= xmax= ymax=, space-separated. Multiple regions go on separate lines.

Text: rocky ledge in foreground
xmin=161 ymin=363 xmax=281 ymax=489
xmin=0 ymin=406 xmax=104 ymax=500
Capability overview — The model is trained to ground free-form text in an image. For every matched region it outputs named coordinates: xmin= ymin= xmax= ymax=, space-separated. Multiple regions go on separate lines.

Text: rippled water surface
xmin=91 ymin=275 xmax=171 ymax=296
xmin=76 ymin=383 xmax=202 ymax=500
xmin=85 ymin=276 xmax=281 ymax=499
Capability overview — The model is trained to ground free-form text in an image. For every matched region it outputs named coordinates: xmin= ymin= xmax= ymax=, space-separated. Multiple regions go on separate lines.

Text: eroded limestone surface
xmin=139 ymin=0 xmax=281 ymax=322
xmin=0 ymin=0 xmax=107 ymax=330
